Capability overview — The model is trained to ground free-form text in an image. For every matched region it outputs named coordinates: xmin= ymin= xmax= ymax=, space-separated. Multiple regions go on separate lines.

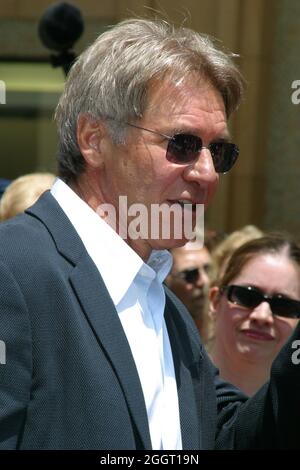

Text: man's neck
xmin=69 ymin=176 xmax=152 ymax=262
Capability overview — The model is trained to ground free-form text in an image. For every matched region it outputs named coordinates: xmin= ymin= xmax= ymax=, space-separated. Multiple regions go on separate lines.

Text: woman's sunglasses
xmin=126 ymin=122 xmax=239 ymax=173
xmin=221 ymin=284 xmax=300 ymax=319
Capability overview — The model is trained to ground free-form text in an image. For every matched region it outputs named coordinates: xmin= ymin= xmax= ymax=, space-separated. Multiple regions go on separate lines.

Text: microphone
xmin=38 ymin=2 xmax=84 ymax=76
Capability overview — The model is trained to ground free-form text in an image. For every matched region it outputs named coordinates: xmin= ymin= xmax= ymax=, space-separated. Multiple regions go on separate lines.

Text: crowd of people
xmin=166 ymin=228 xmax=300 ymax=397
xmin=0 ymin=18 xmax=300 ymax=450
xmin=0 ymin=173 xmax=55 ymax=221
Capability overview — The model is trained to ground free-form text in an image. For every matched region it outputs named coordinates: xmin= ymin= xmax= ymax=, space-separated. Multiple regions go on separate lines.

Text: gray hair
xmin=55 ymin=18 xmax=244 ymax=182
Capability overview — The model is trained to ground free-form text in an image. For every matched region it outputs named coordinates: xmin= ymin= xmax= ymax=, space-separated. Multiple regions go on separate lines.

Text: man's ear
xmin=76 ymin=114 xmax=106 ymax=168
xmin=208 ymin=286 xmax=220 ymax=320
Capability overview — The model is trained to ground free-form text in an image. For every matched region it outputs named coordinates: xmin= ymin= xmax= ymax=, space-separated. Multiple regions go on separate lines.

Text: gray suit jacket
xmin=0 ymin=192 xmax=299 ymax=449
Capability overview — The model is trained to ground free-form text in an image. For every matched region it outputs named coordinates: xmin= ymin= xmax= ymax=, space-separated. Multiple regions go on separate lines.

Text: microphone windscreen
xmin=38 ymin=1 xmax=84 ymax=52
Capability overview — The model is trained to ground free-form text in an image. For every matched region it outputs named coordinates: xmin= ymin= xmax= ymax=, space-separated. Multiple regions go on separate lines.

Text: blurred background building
xmin=0 ymin=0 xmax=299 ymax=236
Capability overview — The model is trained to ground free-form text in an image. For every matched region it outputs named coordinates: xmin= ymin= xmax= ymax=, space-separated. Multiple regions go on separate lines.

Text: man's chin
xmin=150 ymin=236 xmax=191 ymax=251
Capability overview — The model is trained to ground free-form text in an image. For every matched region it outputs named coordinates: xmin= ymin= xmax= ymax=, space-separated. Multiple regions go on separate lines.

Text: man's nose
xmin=195 ymin=269 xmax=209 ymax=288
xmin=182 ymin=148 xmax=219 ymax=186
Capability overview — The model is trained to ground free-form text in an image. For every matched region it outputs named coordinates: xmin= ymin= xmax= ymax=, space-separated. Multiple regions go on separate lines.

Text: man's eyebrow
xmin=212 ymin=135 xmax=231 ymax=143
xmin=166 ymin=126 xmax=189 ymax=135
xmin=167 ymin=126 xmax=232 ymax=142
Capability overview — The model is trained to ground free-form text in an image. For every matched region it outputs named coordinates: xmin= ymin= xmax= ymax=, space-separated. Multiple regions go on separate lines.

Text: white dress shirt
xmin=51 ymin=178 xmax=182 ymax=450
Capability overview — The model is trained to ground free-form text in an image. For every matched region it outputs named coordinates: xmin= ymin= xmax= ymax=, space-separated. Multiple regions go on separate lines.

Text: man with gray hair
xmin=0 ymin=18 xmax=299 ymax=450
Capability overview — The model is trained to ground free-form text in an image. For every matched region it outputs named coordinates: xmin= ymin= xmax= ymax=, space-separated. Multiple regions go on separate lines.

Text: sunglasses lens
xmin=228 ymin=286 xmax=261 ymax=309
xmin=227 ymin=286 xmax=300 ymax=318
xmin=166 ymin=134 xmax=201 ymax=164
xmin=183 ymin=268 xmax=199 ymax=284
xmin=271 ymin=298 xmax=300 ymax=319
xmin=166 ymin=134 xmax=239 ymax=173
xmin=210 ymin=143 xmax=239 ymax=173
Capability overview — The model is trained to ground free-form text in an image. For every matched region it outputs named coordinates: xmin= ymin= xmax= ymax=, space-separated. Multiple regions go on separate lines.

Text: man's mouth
xmin=168 ymin=199 xmax=198 ymax=211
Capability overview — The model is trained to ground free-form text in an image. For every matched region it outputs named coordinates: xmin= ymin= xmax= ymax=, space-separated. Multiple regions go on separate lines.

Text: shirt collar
xmin=51 ymin=178 xmax=172 ymax=305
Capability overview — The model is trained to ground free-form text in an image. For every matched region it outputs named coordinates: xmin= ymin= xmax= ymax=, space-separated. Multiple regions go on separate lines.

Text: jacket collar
xmin=164 ymin=289 xmax=202 ymax=450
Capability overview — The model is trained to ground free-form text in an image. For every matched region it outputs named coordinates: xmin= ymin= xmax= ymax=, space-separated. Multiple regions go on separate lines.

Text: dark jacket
xmin=0 ymin=192 xmax=299 ymax=449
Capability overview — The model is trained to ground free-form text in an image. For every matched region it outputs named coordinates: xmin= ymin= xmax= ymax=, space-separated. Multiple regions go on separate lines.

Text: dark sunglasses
xmin=126 ymin=122 xmax=239 ymax=173
xmin=176 ymin=265 xmax=211 ymax=284
xmin=221 ymin=285 xmax=300 ymax=319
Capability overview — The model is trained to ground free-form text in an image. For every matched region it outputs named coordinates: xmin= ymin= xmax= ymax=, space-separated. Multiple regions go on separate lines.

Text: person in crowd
xmin=0 ymin=173 xmax=55 ymax=221
xmin=0 ymin=178 xmax=11 ymax=199
xmin=208 ymin=234 xmax=300 ymax=395
xmin=166 ymin=241 xmax=212 ymax=339
xmin=0 ymin=18 xmax=300 ymax=450
xmin=211 ymin=225 xmax=263 ymax=280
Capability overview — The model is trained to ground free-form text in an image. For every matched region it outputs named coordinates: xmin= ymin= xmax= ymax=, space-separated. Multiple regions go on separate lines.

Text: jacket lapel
xmin=165 ymin=290 xmax=202 ymax=450
xmin=69 ymin=258 xmax=152 ymax=449
xmin=27 ymin=192 xmax=152 ymax=450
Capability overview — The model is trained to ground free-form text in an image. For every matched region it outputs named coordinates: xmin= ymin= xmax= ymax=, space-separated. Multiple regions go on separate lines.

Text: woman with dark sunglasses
xmin=208 ymin=234 xmax=300 ymax=395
